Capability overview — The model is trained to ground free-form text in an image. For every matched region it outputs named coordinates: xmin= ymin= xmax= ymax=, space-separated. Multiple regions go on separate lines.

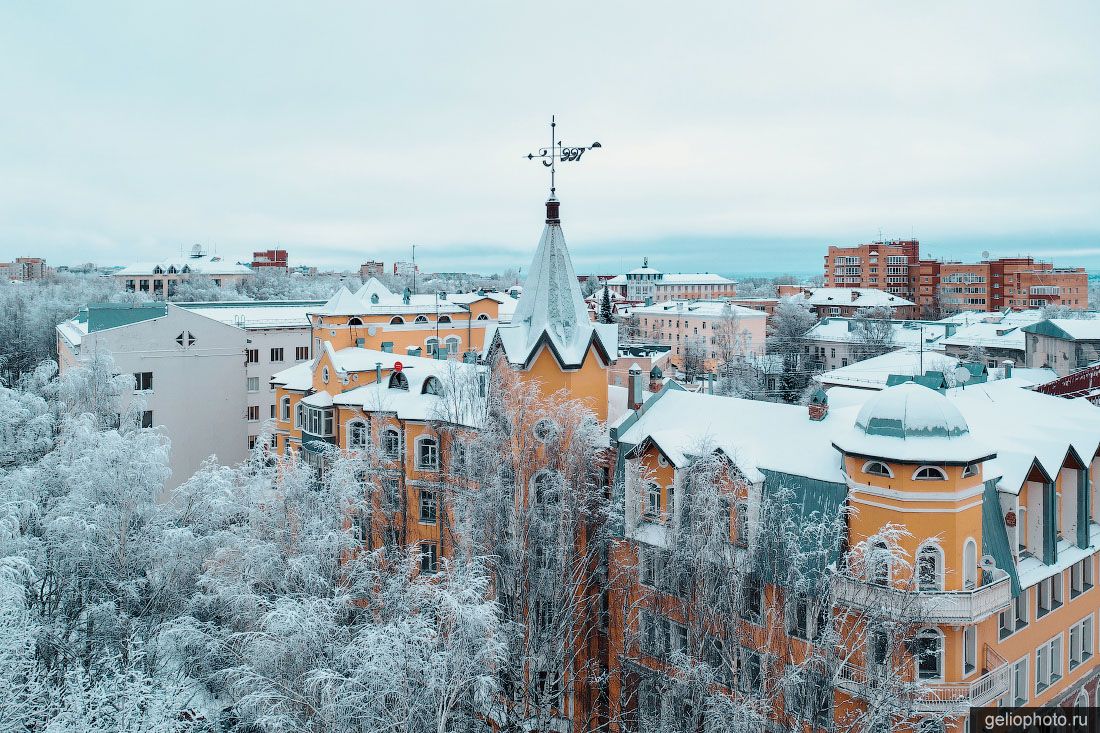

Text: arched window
xmin=348 ymin=420 xmax=368 ymax=449
xmin=916 ymin=544 xmax=943 ymax=591
xmin=1075 ymin=690 xmax=1090 ymax=708
xmin=438 ymin=314 xmax=452 ymax=324
xmin=294 ymin=403 xmax=303 ymax=429
xmin=862 ymin=461 xmax=893 ymax=478
xmin=913 ymin=466 xmax=948 ymax=481
xmin=963 ymin=538 xmax=978 ymax=590
xmin=348 ymin=317 xmax=363 ymax=326
xmin=916 ymin=718 xmax=945 ymax=733
xmin=913 ymin=628 xmax=943 ymax=680
xmin=426 ymin=338 xmax=439 ymax=357
xmin=868 ymin=540 xmax=890 ymax=586
xmin=389 ymin=372 xmax=409 ymax=390
xmin=422 ymin=376 xmax=443 ymax=396
xmin=416 ymin=437 xmax=439 ymax=470
xmin=444 ymin=336 xmax=460 ymax=355
xmin=962 ymin=463 xmax=979 ymax=478
xmin=280 ymin=396 xmax=291 ymax=422
xmin=389 ymin=316 xmax=405 ymax=325
xmin=477 ymin=313 xmax=490 ymax=321
xmin=415 ymin=315 xmax=429 ymax=324
xmin=381 ymin=428 xmax=401 ymax=459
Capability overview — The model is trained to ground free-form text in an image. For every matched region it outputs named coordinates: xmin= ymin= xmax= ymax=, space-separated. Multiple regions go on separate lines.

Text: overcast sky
xmin=1 ymin=2 xmax=1098 ymax=275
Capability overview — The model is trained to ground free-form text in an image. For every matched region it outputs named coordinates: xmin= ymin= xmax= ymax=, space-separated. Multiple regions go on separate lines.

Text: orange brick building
xmin=824 ymin=241 xmax=1087 ymax=316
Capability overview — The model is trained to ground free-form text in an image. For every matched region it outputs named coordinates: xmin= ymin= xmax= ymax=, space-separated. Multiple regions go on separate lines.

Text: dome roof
xmin=832 ymin=382 xmax=992 ymax=464
xmin=854 ymin=382 xmax=970 ymax=438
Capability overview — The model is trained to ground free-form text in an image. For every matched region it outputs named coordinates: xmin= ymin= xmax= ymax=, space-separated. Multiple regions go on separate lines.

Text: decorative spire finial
xmin=524 ymin=116 xmax=602 ymax=199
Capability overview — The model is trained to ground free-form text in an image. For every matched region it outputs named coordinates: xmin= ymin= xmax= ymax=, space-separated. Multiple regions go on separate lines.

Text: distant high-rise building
xmin=251 ymin=249 xmax=289 ymax=271
xmin=0 ymin=256 xmax=50 ymax=281
xmin=359 ymin=260 xmax=385 ymax=279
xmin=393 ymin=261 xmax=418 ymax=277
xmin=824 ymin=240 xmax=1087 ymax=315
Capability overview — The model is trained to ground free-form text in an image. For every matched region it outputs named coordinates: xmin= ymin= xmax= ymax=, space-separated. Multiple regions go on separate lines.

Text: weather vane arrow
xmin=524 ymin=115 xmax=601 ymax=195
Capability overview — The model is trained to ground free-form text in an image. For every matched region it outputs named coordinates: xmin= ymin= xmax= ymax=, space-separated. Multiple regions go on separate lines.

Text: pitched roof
xmin=491 ymin=197 xmax=616 ymax=367
xmin=799 ymin=287 xmax=915 ymax=309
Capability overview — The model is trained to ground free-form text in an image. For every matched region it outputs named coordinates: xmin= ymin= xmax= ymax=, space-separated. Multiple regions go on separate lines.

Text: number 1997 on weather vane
xmin=524 ymin=115 xmax=601 ymax=195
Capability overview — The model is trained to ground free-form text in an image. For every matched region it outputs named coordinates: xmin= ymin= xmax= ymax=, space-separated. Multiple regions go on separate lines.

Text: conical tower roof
xmin=488 ymin=196 xmax=616 ymax=367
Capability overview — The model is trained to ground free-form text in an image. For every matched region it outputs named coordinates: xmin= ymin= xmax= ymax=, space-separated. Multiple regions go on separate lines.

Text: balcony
xmin=837 ymin=651 xmax=1010 ymax=712
xmin=832 ymin=574 xmax=1011 ymax=624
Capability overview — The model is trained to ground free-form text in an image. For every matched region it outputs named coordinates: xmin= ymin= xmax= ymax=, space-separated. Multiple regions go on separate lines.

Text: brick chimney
xmin=808 ymin=388 xmax=829 ymax=421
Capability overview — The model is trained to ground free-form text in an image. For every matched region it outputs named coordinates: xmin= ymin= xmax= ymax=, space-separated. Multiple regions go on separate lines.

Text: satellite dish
xmin=953 ymin=366 xmax=972 ymax=384
xmin=980 ymin=555 xmax=997 ymax=570
xmin=981 ymin=251 xmax=990 ymax=259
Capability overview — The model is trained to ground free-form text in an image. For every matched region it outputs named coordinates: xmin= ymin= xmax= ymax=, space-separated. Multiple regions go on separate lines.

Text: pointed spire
xmin=511 ymin=195 xmax=590 ymax=350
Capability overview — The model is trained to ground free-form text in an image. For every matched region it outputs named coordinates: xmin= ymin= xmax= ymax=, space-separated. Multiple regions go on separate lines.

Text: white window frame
xmin=913 ymin=465 xmax=948 ymax=481
xmin=862 ymin=460 xmax=894 ymax=478
xmin=914 ymin=627 xmax=944 ymax=681
xmin=1035 ymin=633 xmax=1065 ymax=695
xmin=347 ymin=419 xmax=369 ymax=449
xmin=381 ymin=428 xmax=401 ymax=459
xmin=415 ymin=436 xmax=439 ymax=470
xmin=1069 ymin=613 xmax=1094 ymax=671
xmin=1010 ymin=655 xmax=1028 ymax=705
xmin=247 ymin=376 xmax=260 ymax=392
xmin=916 ymin=543 xmax=944 ymax=591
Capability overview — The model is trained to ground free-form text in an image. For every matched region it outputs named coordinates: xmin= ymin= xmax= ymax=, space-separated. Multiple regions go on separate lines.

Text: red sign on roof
xmin=393 ymin=361 xmax=403 ymax=373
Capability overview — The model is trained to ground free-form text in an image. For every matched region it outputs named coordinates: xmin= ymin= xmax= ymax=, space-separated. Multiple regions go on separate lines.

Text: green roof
xmin=85 ymin=303 xmax=168 ymax=333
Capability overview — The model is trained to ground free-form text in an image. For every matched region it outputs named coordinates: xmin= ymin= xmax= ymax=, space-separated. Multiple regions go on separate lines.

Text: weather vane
xmin=524 ymin=115 xmax=601 ymax=195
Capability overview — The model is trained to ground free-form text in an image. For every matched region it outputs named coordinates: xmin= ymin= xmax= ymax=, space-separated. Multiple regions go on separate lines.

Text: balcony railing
xmin=832 ymin=573 xmax=1011 ymax=624
xmin=837 ymin=653 xmax=1010 ymax=712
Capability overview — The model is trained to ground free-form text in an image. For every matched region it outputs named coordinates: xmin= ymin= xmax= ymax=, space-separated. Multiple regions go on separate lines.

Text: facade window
xmin=963 ymin=625 xmax=977 ymax=674
xmin=962 ymin=463 xmax=980 ymax=478
xmin=175 ymin=331 xmax=196 ymax=347
xmin=1037 ymin=574 xmax=1063 ymax=617
xmin=348 ymin=317 xmax=362 ymax=326
xmin=438 ymin=314 xmax=452 ymax=324
xmin=381 ymin=428 xmax=401 ymax=459
xmin=418 ymin=487 xmax=437 ymax=524
xmin=740 ymin=572 xmax=763 ymax=623
xmin=294 ymin=403 xmax=303 ymax=429
xmin=247 ymin=376 xmax=259 ymax=392
xmin=914 ymin=628 xmax=943 ymax=680
xmin=246 ymin=348 xmax=259 ymax=363
xmin=916 ymin=544 xmax=943 ymax=591
xmin=280 ymin=397 xmax=291 ymax=422
xmin=248 ymin=435 xmax=257 ymax=450
xmin=295 ymin=346 xmax=309 ymax=360
xmin=1071 ymin=557 xmax=1093 ymax=597
xmin=863 ymin=461 xmax=893 ymax=478
xmin=140 ymin=410 xmax=153 ymax=429
xmin=477 ymin=313 xmax=490 ymax=321
xmin=348 ymin=420 xmax=368 ymax=449
xmin=390 ymin=316 xmax=405 ymax=325
xmin=425 ymin=338 xmax=439 ymax=356
xmin=450 ymin=441 xmax=470 ymax=476
xmin=444 ymin=336 xmax=460 ymax=355
xmin=416 ymin=437 xmax=439 ymax=470
xmin=247 ymin=406 xmax=259 ymax=422
xmin=533 ymin=471 xmax=559 ymax=505
xmin=645 ymin=482 xmax=661 ymax=518
xmin=419 ymin=541 xmax=438 ymax=574
xmin=303 ymin=406 xmax=334 ymax=436
xmin=913 ymin=466 xmax=948 ymax=481
xmin=734 ymin=501 xmax=749 ymax=546
xmin=133 ymin=371 xmax=153 ymax=391
xmin=1069 ymin=616 xmax=1094 ymax=670
xmin=868 ymin=540 xmax=891 ymax=586
xmin=415 ymin=315 xmax=429 ymax=324
xmin=738 ymin=647 xmax=764 ymax=695
xmin=1035 ymin=634 xmax=1064 ymax=693
xmin=1011 ymin=657 xmax=1028 ymax=705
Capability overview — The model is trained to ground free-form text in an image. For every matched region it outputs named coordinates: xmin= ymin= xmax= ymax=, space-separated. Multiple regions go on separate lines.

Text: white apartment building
xmin=56 ymin=300 xmax=320 ymax=488
xmin=114 ymin=246 xmax=254 ymax=298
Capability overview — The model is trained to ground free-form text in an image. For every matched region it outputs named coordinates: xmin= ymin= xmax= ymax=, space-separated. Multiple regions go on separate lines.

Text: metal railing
xmin=832 ymin=574 xmax=1011 ymax=624
xmin=837 ymin=654 xmax=1010 ymax=712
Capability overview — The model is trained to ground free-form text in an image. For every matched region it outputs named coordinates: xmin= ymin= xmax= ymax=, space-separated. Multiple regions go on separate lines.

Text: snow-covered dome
xmin=854 ymin=382 xmax=970 ymax=439
xmin=832 ymin=382 xmax=993 ymax=464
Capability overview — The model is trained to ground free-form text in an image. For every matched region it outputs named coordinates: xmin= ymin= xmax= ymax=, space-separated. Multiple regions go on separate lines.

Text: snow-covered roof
xmin=936 ymin=309 xmax=1045 ymax=327
xmin=317 ymin=286 xmax=369 ymax=316
xmin=270 ymin=361 xmax=314 ymax=390
xmin=490 ymin=197 xmax=616 ymax=367
xmin=630 ymin=300 xmax=767 ymax=319
xmin=331 ymin=349 xmax=487 ymax=427
xmin=181 ymin=301 xmax=322 ymax=329
xmin=617 ymin=378 xmax=1100 ymax=496
xmin=310 ymin=284 xmax=468 ymax=317
xmin=938 ymin=322 xmax=1027 ymax=352
xmin=627 ymin=266 xmax=662 ymax=276
xmin=816 ymin=349 xmax=1055 ymax=390
xmin=616 ymin=389 xmax=849 ymax=484
xmin=115 ymin=255 xmax=254 ymax=277
xmin=660 ymin=273 xmax=734 ymax=285
xmin=806 ymin=318 xmax=948 ymax=347
xmin=1026 ymin=318 xmax=1100 ymax=341
xmin=832 ymin=382 xmax=992 ymax=464
xmin=354 ymin=277 xmax=393 ymax=302
xmin=798 ymin=288 xmax=914 ymax=309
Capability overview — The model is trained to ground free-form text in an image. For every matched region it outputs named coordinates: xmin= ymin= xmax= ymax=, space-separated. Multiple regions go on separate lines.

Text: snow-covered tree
xmin=767 ymin=297 xmax=817 ymax=403
xmin=850 ymin=305 xmax=897 ymax=362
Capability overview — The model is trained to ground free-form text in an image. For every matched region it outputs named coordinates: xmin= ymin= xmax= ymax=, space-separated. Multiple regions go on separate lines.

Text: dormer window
xmin=153 ymin=265 xmax=164 ymax=274
xmin=167 ymin=265 xmax=177 ymax=274
xmin=913 ymin=466 xmax=948 ymax=481
xmin=181 ymin=265 xmax=191 ymax=274
xmin=388 ymin=371 xmax=409 ymax=390
xmin=422 ymin=376 xmax=443 ymax=396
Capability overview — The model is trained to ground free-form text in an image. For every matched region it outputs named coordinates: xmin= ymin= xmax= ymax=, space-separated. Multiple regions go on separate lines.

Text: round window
xmin=322 ymin=366 xmax=330 ymax=384
xmin=532 ymin=418 xmax=559 ymax=443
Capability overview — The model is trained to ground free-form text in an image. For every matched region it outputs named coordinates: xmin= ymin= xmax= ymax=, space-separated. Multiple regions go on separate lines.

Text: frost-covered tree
xmin=964 ymin=343 xmax=988 ymax=365
xmin=767 ymin=297 xmax=817 ymax=403
xmin=681 ymin=338 xmax=707 ymax=384
xmin=615 ymin=446 xmax=950 ymax=733
xmin=849 ymin=305 xmax=897 ymax=362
